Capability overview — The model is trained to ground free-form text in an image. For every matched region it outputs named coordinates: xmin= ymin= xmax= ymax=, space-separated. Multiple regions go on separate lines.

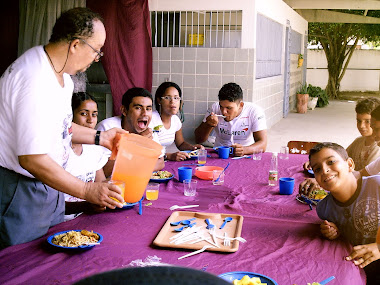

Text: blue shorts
xmin=0 ymin=166 xmax=65 ymax=249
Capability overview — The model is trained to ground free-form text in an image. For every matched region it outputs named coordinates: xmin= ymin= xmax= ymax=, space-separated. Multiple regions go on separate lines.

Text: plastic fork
xmin=223 ymin=232 xmax=231 ymax=247
xmin=177 ymin=245 xmax=214 ymax=260
xmin=169 ymin=205 xmax=199 ymax=211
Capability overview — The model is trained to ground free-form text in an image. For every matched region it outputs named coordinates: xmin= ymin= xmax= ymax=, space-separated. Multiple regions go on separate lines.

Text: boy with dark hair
xmin=194 ymin=82 xmax=267 ymax=156
xmin=97 ymin=87 xmax=164 ymax=176
xmin=347 ymin=98 xmax=380 ymax=170
xmin=303 ymin=142 xmax=380 ymax=284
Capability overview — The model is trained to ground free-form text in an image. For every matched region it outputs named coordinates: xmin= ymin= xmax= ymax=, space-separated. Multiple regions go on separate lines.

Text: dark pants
xmin=0 ymin=166 xmax=64 ymax=249
xmin=364 ymin=259 xmax=380 ymax=285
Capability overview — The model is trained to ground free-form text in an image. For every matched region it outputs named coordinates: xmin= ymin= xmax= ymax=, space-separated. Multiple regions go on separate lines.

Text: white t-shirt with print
xmin=96 ymin=116 xmax=164 ymax=157
xmin=0 ymin=46 xmax=73 ymax=178
xmin=202 ymin=102 xmax=267 ymax=147
xmin=150 ymin=110 xmax=182 ymax=152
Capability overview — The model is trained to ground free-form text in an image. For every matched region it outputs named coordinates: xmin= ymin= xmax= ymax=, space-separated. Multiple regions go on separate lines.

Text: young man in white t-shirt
xmin=194 ymin=82 xmax=267 ymax=157
xmin=97 ymin=88 xmax=165 ymax=177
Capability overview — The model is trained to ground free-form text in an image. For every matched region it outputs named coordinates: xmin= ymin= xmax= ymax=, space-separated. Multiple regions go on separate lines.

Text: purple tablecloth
xmin=0 ymin=152 xmax=366 ymax=285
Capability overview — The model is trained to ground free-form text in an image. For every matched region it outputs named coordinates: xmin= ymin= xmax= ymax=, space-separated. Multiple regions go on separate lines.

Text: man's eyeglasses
xmin=79 ymin=38 xmax=104 ymax=61
xmin=161 ymin=96 xmax=181 ymax=102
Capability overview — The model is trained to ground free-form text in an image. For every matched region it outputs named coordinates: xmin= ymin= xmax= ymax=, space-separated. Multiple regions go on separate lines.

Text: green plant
xmin=307 ymin=84 xmax=329 ymax=107
xmin=296 ymin=83 xmax=308 ymax=94
xmin=298 ymin=54 xmax=303 ymax=59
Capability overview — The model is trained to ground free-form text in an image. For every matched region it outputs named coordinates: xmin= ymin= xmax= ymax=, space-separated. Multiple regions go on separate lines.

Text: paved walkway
xmin=266 ymin=100 xmax=358 ymax=152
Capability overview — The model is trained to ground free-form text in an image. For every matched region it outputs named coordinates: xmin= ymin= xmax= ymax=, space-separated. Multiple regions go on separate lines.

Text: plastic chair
xmin=287 ymin=141 xmax=319 ymax=155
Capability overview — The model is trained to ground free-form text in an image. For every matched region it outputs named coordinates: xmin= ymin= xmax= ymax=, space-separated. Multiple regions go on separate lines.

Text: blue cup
xmin=217 ymin=146 xmax=233 ymax=159
xmin=178 ymin=167 xmax=193 ymax=183
xmin=279 ymin=177 xmax=295 ymax=195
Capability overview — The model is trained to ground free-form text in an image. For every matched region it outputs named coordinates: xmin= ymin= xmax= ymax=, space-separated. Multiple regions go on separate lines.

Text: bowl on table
xmin=218 ymin=271 xmax=278 ymax=285
xmin=195 ymin=166 xmax=224 ymax=180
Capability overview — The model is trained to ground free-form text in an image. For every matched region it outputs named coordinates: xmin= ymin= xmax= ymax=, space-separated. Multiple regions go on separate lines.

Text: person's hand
xmin=140 ymin=128 xmax=153 ymax=139
xmin=87 ymin=203 xmax=107 ymax=213
xmin=346 ymin=243 xmax=380 ymax=268
xmin=169 ymin=151 xmax=190 ymax=161
xmin=232 ymin=143 xmax=244 ymax=157
xmin=320 ymin=220 xmax=339 ymax=240
xmin=299 ymin=178 xmax=319 ymax=197
xmin=191 ymin=144 xmax=204 ymax=150
xmin=83 ymin=182 xmax=124 ymax=209
xmin=303 ymin=161 xmax=311 ymax=171
xmin=205 ymin=112 xmax=218 ymax=127
xmin=100 ymin=128 xmax=128 ymax=150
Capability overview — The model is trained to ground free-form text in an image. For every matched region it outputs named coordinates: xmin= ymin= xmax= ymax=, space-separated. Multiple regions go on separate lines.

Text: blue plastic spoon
xmin=173 ymin=222 xmax=196 ymax=232
xmin=219 ymin=217 xmax=232 ymax=229
xmin=205 ymin=218 xmax=215 ymax=230
xmin=320 ymin=276 xmax=335 ymax=285
xmin=170 ymin=217 xmax=196 ymax=226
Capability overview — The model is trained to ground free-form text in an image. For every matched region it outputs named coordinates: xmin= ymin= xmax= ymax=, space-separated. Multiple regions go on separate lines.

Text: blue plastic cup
xmin=178 ymin=167 xmax=193 ymax=183
xmin=279 ymin=177 xmax=295 ymax=195
xmin=217 ymin=146 xmax=233 ymax=159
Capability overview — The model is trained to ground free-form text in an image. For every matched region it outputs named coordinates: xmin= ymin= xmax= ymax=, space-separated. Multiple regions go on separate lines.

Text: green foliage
xmin=296 ymin=83 xmax=308 ymax=94
xmin=307 ymin=84 xmax=329 ymax=108
xmin=299 ymin=54 xmax=303 ymax=59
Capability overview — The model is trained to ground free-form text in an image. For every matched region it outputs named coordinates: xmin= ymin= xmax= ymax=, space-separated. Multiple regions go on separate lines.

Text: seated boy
xmin=194 ymin=82 xmax=267 ymax=157
xmin=301 ymin=142 xmax=380 ymax=284
xmin=96 ymin=88 xmax=165 ymax=177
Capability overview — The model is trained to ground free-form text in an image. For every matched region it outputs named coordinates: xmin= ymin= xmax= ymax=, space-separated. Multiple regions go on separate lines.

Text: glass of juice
xmin=108 ymin=180 xmax=125 ymax=203
xmin=197 ymin=149 xmax=207 ymax=165
xmin=145 ymin=183 xmax=160 ymax=201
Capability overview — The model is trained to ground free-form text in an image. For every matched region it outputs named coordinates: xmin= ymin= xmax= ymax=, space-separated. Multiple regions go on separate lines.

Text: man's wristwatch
xmin=95 ymin=130 xmax=101 ymax=145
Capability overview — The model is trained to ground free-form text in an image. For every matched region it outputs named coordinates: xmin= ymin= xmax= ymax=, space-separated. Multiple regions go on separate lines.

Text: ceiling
xmin=283 ymin=0 xmax=380 ymax=23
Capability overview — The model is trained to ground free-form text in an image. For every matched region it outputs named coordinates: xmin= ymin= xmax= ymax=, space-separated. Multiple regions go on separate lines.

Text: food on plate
xmin=309 ymin=188 xmax=328 ymax=200
xmin=151 ymin=170 xmax=173 ymax=179
xmin=52 ymin=230 xmax=99 ymax=247
xmin=307 ymin=283 xmax=321 ymax=285
xmin=153 ymin=125 xmax=163 ymax=132
xmin=233 ymin=275 xmax=267 ymax=285
xmin=188 ymin=150 xmax=199 ymax=157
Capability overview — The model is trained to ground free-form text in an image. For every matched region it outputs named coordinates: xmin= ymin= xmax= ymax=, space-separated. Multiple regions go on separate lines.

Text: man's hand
xmin=140 ymin=128 xmax=153 ymax=139
xmin=205 ymin=112 xmax=218 ymax=127
xmin=83 ymin=182 xmax=124 ymax=209
xmin=232 ymin=143 xmax=245 ymax=157
xmin=320 ymin=220 xmax=339 ymax=240
xmin=100 ymin=128 xmax=128 ymax=150
xmin=346 ymin=243 xmax=380 ymax=268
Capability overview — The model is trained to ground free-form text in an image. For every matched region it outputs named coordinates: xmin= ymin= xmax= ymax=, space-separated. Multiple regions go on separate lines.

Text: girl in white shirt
xmin=152 ymin=82 xmax=203 ymax=161
xmin=65 ymin=92 xmax=109 ymax=220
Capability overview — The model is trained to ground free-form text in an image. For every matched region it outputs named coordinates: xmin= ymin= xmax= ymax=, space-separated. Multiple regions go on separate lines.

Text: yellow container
xmin=188 ymin=34 xmax=204 ymax=45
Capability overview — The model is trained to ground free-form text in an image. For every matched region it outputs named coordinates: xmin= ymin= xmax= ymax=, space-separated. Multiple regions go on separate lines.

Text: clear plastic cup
xmin=145 ymin=183 xmax=160 ymax=201
xmin=252 ymin=150 xmax=263 ymax=160
xmin=184 ymin=179 xmax=197 ymax=196
xmin=212 ymin=170 xmax=225 ymax=185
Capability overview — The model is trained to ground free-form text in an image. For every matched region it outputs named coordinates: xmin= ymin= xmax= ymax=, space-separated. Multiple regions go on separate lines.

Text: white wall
xmin=307 ymin=50 xmax=380 ymax=91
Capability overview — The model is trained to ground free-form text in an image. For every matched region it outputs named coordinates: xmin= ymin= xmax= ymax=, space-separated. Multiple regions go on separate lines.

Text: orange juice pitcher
xmin=111 ymin=133 xmax=163 ymax=203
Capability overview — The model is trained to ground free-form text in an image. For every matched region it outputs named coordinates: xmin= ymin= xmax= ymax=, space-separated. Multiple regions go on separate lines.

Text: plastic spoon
xmin=215 ymin=162 xmax=230 ymax=183
xmin=174 ymin=222 xmax=196 ymax=232
xmin=170 ymin=217 xmax=196 ymax=226
xmin=219 ymin=217 xmax=232 ymax=229
xmin=320 ymin=276 xmax=335 ymax=285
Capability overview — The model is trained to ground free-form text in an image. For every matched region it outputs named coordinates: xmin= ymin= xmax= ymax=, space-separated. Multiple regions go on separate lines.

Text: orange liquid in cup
xmin=146 ymin=190 xmax=159 ymax=200
xmin=108 ymin=180 xmax=125 ymax=203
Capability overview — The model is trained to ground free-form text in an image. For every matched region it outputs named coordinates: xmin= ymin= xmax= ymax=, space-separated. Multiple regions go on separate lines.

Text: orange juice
xmin=108 ymin=180 xmax=125 ymax=203
xmin=111 ymin=134 xmax=163 ymax=203
xmin=146 ymin=190 xmax=159 ymax=200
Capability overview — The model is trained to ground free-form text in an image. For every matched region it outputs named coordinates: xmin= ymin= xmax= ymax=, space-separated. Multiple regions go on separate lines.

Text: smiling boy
xmin=97 ymin=88 xmax=165 ymax=176
xmin=194 ymin=82 xmax=267 ymax=156
xmin=305 ymin=142 xmax=380 ymax=284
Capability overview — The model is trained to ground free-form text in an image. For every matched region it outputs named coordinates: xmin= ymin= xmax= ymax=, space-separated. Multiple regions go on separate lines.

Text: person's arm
xmin=94 ymin=168 xmax=106 ymax=182
xmin=320 ymin=220 xmax=340 ymax=240
xmin=346 ymin=243 xmax=380 ymax=268
xmin=232 ymin=130 xmax=267 ymax=156
xmin=175 ymin=128 xmax=202 ymax=151
xmin=71 ymin=123 xmax=127 ymax=150
xmin=154 ymin=157 xmax=165 ymax=171
xmin=194 ymin=113 xmax=218 ymax=144
xmin=18 ymin=154 xmax=123 ymax=208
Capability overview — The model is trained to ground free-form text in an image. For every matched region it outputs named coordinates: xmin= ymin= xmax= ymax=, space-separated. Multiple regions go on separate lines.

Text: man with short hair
xmin=0 ymin=7 xmax=125 ymax=249
xmin=194 ymin=82 xmax=267 ymax=156
xmin=97 ymin=87 xmax=165 ymax=176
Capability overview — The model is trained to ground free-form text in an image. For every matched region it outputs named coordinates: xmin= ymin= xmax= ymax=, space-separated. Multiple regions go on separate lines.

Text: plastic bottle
xmin=268 ymin=152 xmax=278 ymax=186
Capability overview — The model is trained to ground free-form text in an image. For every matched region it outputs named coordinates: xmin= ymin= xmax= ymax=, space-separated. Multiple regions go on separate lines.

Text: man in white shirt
xmin=194 ymin=82 xmax=267 ymax=156
xmin=97 ymin=88 xmax=165 ymax=176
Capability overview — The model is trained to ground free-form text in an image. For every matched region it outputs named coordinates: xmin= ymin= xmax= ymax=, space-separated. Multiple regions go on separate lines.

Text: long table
xmin=0 ymin=152 xmax=366 ymax=285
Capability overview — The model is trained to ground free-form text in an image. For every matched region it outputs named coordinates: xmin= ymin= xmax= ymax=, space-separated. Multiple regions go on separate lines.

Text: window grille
xmin=150 ymin=10 xmax=242 ymax=48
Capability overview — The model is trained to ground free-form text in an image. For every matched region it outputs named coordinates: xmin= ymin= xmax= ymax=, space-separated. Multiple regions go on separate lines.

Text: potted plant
xmin=297 ymin=54 xmax=304 ymax=68
xmin=307 ymin=84 xmax=329 ymax=108
xmin=296 ymin=83 xmax=309 ymax=114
